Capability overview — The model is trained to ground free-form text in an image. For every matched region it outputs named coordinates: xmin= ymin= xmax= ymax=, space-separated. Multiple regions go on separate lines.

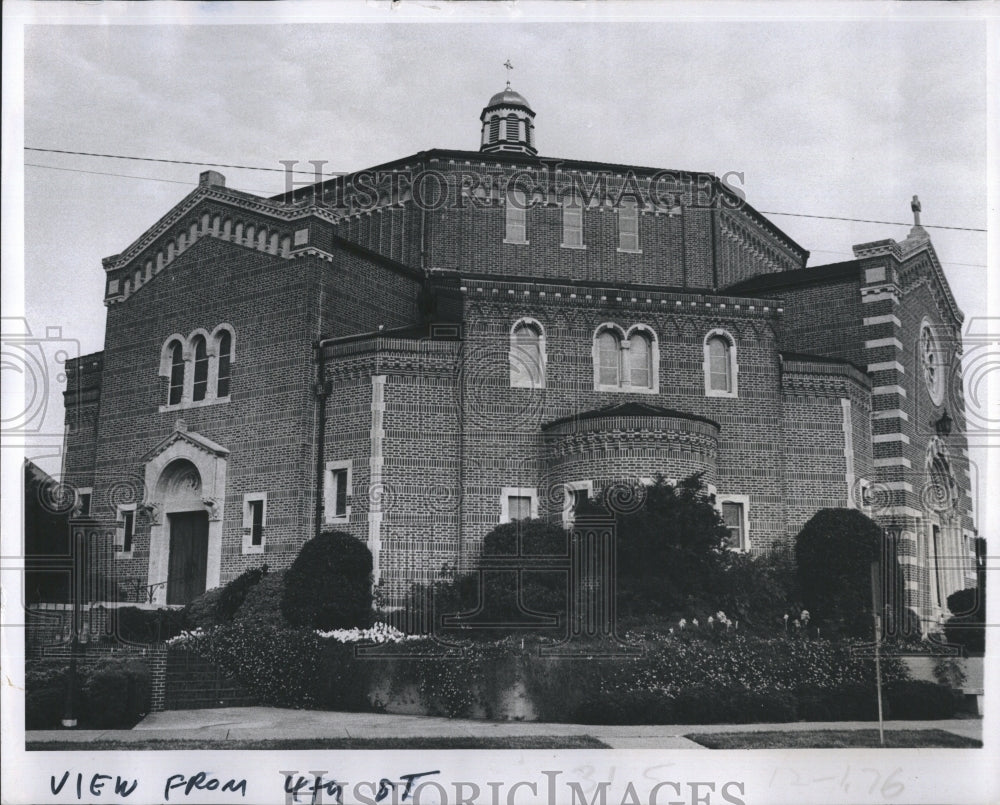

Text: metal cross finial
xmin=504 ymin=59 xmax=514 ymax=88
xmin=911 ymin=195 xmax=922 ymax=227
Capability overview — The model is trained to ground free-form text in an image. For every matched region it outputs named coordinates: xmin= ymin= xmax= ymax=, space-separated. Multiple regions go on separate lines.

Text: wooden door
xmin=167 ymin=511 xmax=209 ymax=605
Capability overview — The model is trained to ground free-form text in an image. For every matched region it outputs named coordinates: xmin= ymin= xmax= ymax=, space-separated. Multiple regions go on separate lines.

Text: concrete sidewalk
xmin=26 ymin=707 xmax=984 ymax=749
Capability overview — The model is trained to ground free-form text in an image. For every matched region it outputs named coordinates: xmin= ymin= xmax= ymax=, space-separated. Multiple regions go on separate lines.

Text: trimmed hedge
xmin=281 ymin=531 xmax=373 ymax=630
xmin=25 ymin=656 xmax=151 ymax=729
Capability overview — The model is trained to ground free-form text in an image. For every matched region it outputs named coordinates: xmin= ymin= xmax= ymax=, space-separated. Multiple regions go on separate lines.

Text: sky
xmin=4 ymin=3 xmax=995 ymax=527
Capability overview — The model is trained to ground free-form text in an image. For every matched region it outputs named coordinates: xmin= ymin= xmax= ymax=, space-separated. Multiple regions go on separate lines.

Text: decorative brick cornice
xmin=436 ymin=271 xmax=783 ymax=317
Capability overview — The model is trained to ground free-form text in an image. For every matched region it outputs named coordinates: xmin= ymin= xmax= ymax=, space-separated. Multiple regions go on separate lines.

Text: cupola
xmin=479 ymin=84 xmax=537 ymax=156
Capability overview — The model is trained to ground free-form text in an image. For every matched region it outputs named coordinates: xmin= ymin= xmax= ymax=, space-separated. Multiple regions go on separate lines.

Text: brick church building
xmin=61 ymin=85 xmax=977 ymax=629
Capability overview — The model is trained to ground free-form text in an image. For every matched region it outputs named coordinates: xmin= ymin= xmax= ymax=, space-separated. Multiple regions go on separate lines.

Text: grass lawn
xmin=687 ymin=729 xmax=981 ymax=749
xmin=27 ymin=735 xmax=608 ymax=751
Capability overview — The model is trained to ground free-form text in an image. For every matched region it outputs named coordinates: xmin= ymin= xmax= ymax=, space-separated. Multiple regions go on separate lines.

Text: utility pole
xmin=871 ymin=560 xmax=885 ymax=747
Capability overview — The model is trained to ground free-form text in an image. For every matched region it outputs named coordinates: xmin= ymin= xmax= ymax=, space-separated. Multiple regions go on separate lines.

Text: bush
xmin=795 ymin=509 xmax=883 ymax=638
xmin=884 ymin=680 xmax=961 ymax=720
xmin=235 ymin=569 xmax=289 ymax=628
xmin=173 ymin=622 xmax=373 ymax=710
xmin=217 ymin=565 xmax=268 ymax=621
xmin=581 ymin=474 xmax=731 ymax=617
xmin=944 ymin=587 xmax=985 ymax=654
xmin=115 ymin=607 xmax=185 ymax=645
xmin=182 ymin=587 xmax=226 ymax=631
xmin=25 ymin=657 xmax=151 ymax=729
xmin=82 ymin=658 xmax=151 ymax=728
xmin=717 ymin=545 xmax=799 ymax=632
xmin=25 ymin=661 xmax=77 ymax=729
xmin=282 ymin=531 xmax=373 ymax=630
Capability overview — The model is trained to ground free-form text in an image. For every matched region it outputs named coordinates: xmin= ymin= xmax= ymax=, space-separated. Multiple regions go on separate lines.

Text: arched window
xmin=216 ymin=330 xmax=232 ymax=398
xmin=510 ymin=319 xmax=544 ymax=388
xmin=192 ymin=336 xmax=209 ymax=402
xmin=562 ymin=193 xmax=584 ymax=248
xmin=597 ymin=329 xmax=622 ymax=388
xmin=704 ymin=330 xmax=737 ymax=397
xmin=505 ymin=189 xmax=527 ymax=244
xmin=920 ymin=319 xmax=946 ymax=405
xmin=168 ymin=341 xmax=185 ymax=406
xmin=629 ymin=331 xmax=653 ymax=389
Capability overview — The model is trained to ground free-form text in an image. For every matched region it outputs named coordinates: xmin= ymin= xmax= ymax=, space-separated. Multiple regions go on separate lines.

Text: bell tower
xmin=479 ymin=67 xmax=537 ymax=156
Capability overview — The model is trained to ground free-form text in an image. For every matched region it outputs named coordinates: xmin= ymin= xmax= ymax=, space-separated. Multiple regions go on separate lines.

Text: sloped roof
xmin=543 ymin=402 xmax=720 ymax=431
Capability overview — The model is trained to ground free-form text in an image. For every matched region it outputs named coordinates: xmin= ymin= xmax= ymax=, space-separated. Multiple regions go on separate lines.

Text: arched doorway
xmin=157 ymin=459 xmax=209 ymax=604
xmin=142 ymin=422 xmax=228 ymax=605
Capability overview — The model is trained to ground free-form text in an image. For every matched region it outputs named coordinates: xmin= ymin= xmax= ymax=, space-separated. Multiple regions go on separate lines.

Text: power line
xmin=27 ymin=162 xmax=196 ymax=186
xmin=25 ymin=162 xmax=274 ymax=195
xmin=24 ymin=145 xmax=989 ymax=232
xmin=810 ymin=247 xmax=985 ymax=270
xmin=759 ymin=209 xmax=985 ymax=233
xmin=25 ymin=146 xmax=340 ymax=177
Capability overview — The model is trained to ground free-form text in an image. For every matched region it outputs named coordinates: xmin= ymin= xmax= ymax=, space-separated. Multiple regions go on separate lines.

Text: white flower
xmin=692 ymin=618 xmax=700 ymax=627
xmin=707 ymin=616 xmax=715 ymax=625
xmin=315 ymin=621 xmax=414 ymax=643
xmin=678 ymin=619 xmax=687 ymax=629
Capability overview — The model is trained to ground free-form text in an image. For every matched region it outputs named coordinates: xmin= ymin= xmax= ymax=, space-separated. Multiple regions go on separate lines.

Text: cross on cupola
xmin=479 ymin=66 xmax=537 ymax=156
xmin=911 ymin=195 xmax=922 ymax=227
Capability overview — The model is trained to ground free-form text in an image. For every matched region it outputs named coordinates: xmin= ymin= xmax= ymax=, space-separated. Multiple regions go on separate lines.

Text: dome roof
xmin=486 ymin=87 xmax=532 ymax=109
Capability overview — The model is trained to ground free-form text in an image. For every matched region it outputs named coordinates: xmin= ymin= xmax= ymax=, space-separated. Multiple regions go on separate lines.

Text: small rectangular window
xmin=333 ymin=469 xmax=348 ymax=518
xmin=508 ymin=495 xmax=532 ymax=521
xmin=721 ymin=501 xmax=746 ymax=551
xmin=121 ymin=510 xmax=134 ymax=554
xmin=77 ymin=491 xmax=91 ymax=517
xmin=325 ymin=462 xmax=352 ymax=523
xmin=619 ymin=200 xmax=639 ymax=251
xmin=249 ymin=500 xmax=264 ymax=546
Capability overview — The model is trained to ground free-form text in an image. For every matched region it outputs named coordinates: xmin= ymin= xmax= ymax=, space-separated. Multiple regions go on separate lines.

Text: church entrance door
xmin=167 ymin=511 xmax=209 ymax=604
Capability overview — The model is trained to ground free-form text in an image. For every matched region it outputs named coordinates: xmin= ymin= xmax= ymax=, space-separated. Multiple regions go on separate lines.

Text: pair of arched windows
xmin=161 ymin=326 xmax=234 ymax=408
xmin=594 ymin=325 xmax=658 ymax=392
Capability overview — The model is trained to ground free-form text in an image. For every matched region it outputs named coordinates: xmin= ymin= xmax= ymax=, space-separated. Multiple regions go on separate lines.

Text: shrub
xmin=795 ymin=508 xmax=883 ymax=637
xmin=25 ymin=661 xmax=77 ymax=729
xmin=82 ymin=658 xmax=151 ymax=728
xmin=178 ymin=623 xmax=323 ymax=707
xmin=884 ymin=680 xmax=960 ymax=719
xmin=235 ymin=569 xmax=289 ymax=628
xmin=717 ymin=545 xmax=798 ymax=632
xmin=944 ymin=586 xmax=985 ymax=654
xmin=115 ymin=607 xmax=185 ymax=645
xmin=217 ymin=565 xmax=268 ymax=621
xmin=580 ymin=474 xmax=731 ymax=617
xmin=282 ymin=531 xmax=373 ymax=630
xmin=25 ymin=657 xmax=151 ymax=729
xmin=182 ymin=587 xmax=226 ymax=631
